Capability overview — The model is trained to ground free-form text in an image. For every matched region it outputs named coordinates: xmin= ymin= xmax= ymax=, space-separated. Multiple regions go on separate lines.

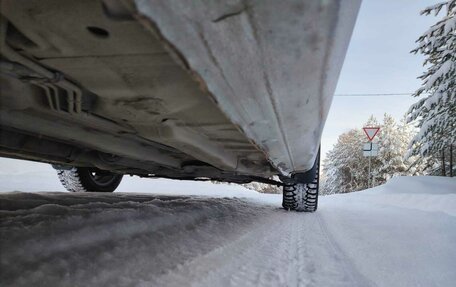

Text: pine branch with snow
xmin=407 ymin=0 xmax=455 ymax=158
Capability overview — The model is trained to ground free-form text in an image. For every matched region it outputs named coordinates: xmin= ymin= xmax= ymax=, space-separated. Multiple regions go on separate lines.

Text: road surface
xmin=0 ymin=176 xmax=455 ymax=286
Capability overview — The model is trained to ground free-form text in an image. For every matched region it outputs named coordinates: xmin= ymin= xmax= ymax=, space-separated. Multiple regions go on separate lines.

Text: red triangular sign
xmin=363 ymin=127 xmax=380 ymax=141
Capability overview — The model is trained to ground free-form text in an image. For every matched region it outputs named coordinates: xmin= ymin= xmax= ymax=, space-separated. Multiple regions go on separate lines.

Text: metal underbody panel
xmin=0 ymin=0 xmax=359 ymax=182
xmin=135 ymin=0 xmax=361 ymax=174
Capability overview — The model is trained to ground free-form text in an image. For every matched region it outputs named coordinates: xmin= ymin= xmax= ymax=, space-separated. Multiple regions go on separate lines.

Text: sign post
xmin=362 ymin=127 xmax=380 ymax=188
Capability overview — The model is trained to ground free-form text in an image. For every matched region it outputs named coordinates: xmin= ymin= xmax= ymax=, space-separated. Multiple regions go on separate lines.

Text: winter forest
xmin=322 ymin=0 xmax=455 ymax=195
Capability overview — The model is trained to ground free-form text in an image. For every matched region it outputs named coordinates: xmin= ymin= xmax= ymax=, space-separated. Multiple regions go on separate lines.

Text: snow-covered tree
xmin=322 ymin=115 xmax=424 ymax=194
xmin=407 ymin=1 xmax=455 ymax=160
xmin=322 ymin=116 xmax=380 ymax=194
xmin=374 ymin=115 xmax=424 ymax=183
xmin=322 ymin=129 xmax=368 ymax=194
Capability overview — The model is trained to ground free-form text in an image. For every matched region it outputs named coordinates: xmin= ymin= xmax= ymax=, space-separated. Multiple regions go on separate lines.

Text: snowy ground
xmin=0 ymin=176 xmax=455 ymax=287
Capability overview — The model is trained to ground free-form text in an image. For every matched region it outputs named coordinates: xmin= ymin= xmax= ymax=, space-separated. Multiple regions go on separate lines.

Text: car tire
xmin=282 ymin=151 xmax=320 ymax=212
xmin=56 ymin=167 xmax=123 ymax=192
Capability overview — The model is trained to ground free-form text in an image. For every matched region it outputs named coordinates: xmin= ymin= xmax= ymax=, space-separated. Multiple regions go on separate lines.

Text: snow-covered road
xmin=1 ymin=176 xmax=455 ymax=287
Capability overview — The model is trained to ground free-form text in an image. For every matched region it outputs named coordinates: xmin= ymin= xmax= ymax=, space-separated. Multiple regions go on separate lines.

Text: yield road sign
xmin=363 ymin=127 xmax=380 ymax=141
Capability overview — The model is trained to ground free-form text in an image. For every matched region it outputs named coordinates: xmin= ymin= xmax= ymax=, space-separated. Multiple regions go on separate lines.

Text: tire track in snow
xmin=153 ymin=210 xmax=371 ymax=287
xmin=315 ymin=213 xmax=376 ymax=287
xmin=153 ymin=210 xmax=291 ymax=287
xmin=0 ymin=193 xmax=375 ymax=287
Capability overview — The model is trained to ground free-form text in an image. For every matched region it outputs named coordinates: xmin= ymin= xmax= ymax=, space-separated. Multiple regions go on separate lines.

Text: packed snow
xmin=0 ymin=176 xmax=455 ymax=287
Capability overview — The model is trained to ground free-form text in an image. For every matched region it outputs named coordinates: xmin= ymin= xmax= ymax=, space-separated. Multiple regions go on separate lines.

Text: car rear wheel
xmin=282 ymin=150 xmax=320 ymax=212
xmin=56 ymin=167 xmax=123 ymax=192
xmin=282 ymin=179 xmax=319 ymax=212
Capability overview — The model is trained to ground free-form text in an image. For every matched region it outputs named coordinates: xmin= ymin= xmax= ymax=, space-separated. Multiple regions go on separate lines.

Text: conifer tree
xmin=407 ymin=1 xmax=455 ymax=161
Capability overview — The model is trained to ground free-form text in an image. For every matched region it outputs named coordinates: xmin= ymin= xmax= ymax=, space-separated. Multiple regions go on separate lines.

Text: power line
xmin=334 ymin=93 xmax=414 ymax=97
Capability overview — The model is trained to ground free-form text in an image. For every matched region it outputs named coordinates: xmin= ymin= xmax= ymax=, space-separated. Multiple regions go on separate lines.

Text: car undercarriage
xmin=0 ymin=0 xmax=360 ymax=211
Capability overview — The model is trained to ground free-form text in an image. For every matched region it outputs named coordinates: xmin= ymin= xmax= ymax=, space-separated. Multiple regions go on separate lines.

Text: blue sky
xmin=0 ymin=0 xmax=441 ymax=188
xmin=321 ymin=0 xmax=439 ymax=159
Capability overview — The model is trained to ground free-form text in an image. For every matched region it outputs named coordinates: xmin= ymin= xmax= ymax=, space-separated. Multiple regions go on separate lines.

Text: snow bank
xmin=319 ymin=176 xmax=456 ymax=287
xmin=369 ymin=176 xmax=456 ymax=195
xmin=350 ymin=176 xmax=456 ymax=216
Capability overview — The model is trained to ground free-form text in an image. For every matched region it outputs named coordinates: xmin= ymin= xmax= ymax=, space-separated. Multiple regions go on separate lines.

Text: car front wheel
xmin=56 ymin=167 xmax=123 ymax=192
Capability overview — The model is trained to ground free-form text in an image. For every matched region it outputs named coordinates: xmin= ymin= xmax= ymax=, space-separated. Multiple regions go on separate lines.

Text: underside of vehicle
xmin=0 ymin=0 xmax=360 ymax=211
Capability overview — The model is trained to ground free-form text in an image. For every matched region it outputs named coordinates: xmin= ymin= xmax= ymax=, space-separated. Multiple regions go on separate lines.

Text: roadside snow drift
xmin=0 ymin=176 xmax=455 ymax=287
